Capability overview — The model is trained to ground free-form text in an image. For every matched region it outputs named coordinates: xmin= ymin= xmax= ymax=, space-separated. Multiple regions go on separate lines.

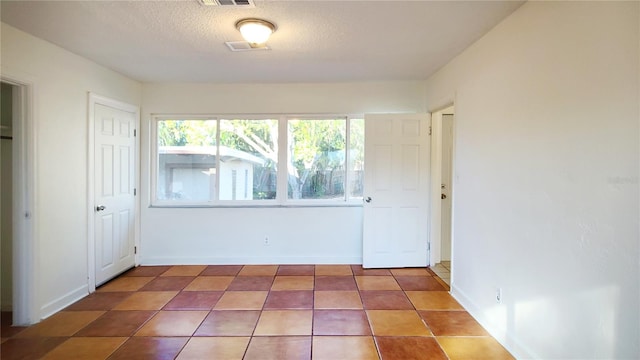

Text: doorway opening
xmin=1 ymin=78 xmax=36 ymax=326
xmin=1 ymin=83 xmax=15 ymax=314
xmin=430 ymin=105 xmax=454 ymax=285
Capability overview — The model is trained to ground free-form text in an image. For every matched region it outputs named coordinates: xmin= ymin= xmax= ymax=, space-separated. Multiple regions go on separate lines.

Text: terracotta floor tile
xmin=0 ymin=324 xmax=26 ymax=338
xmin=0 ymin=337 xmax=68 ymax=360
xmin=366 ymin=310 xmax=431 ymax=336
xmin=227 ymin=276 xmax=274 ymax=291
xmin=200 ymin=265 xmax=244 ymax=276
xmin=5 ymin=263 xmax=514 ymax=360
xmin=360 ymin=290 xmax=414 ymax=310
xmin=41 ymin=337 xmax=127 ymax=360
xmin=134 ymin=310 xmax=208 ymax=336
xmin=426 ymin=267 xmax=439 ymax=276
xmin=15 ymin=311 xmax=104 ymax=337
xmin=123 ymin=266 xmax=171 ymax=277
xmin=376 ymin=336 xmax=447 ymax=360
xmin=214 ymin=291 xmax=268 ymax=310
xmin=314 ymin=276 xmax=357 ymax=290
xmin=160 ymin=265 xmax=206 ymax=277
xmin=254 ymin=310 xmax=313 ymax=336
xmin=176 ymin=337 xmax=250 ymax=360
xmin=351 ymin=265 xmax=392 ymax=276
xmin=238 ymin=265 xmax=279 ymax=276
xmin=433 ymin=275 xmax=451 ymax=290
xmin=315 ymin=265 xmax=353 ymax=276
xmin=313 ymin=310 xmax=372 ymax=335
xmin=277 ymin=265 xmax=315 ymax=276
xmin=420 ymin=311 xmax=488 ymax=336
xmin=75 ymin=310 xmax=156 ymax=337
xmin=0 ymin=312 xmax=26 ymax=338
xmin=405 ymin=291 xmax=463 ymax=310
xmin=163 ymin=291 xmax=223 ymax=310
xmin=112 ymin=291 xmax=178 ymax=310
xmin=108 ymin=337 xmax=188 ymax=360
xmin=64 ymin=292 xmax=131 ymax=311
xmin=271 ymin=276 xmax=314 ymax=290
xmin=314 ymin=291 xmax=363 ymax=309
xmin=437 ymin=336 xmax=514 ymax=360
xmin=184 ymin=276 xmax=234 ymax=291
xmin=355 ymin=276 xmax=402 ymax=290
xmin=194 ymin=310 xmax=260 ymax=336
xmin=394 ymin=276 xmax=448 ymax=291
xmin=139 ymin=276 xmax=195 ymax=291
xmin=244 ymin=336 xmax=311 ymax=360
xmin=312 ymin=336 xmax=379 ymax=360
xmin=264 ymin=291 xmax=314 ymax=309
xmin=390 ymin=268 xmax=431 ymax=276
xmin=97 ymin=276 xmax=154 ymax=292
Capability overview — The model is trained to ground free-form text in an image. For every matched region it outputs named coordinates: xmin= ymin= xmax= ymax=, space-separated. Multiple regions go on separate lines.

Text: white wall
xmin=141 ymin=82 xmax=426 ymax=264
xmin=1 ymin=23 xmax=141 ymax=319
xmin=424 ymin=2 xmax=639 ymax=359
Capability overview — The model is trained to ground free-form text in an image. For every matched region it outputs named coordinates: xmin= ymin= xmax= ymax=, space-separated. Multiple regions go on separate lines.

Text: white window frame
xmin=150 ymin=114 xmax=364 ymax=207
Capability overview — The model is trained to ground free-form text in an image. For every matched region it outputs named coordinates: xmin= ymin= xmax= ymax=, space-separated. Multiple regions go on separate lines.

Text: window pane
xmin=348 ymin=118 xmax=364 ymax=199
xmin=219 ymin=119 xmax=278 ymax=200
xmin=288 ymin=119 xmax=346 ymax=200
xmin=157 ymin=119 xmax=217 ymax=202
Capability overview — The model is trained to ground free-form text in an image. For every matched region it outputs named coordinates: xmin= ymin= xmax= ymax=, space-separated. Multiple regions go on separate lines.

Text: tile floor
xmin=1 ymin=265 xmax=513 ymax=360
xmin=431 ymin=261 xmax=451 ymax=285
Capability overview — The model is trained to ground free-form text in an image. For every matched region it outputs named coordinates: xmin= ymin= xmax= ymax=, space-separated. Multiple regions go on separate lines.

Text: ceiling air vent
xmin=225 ymin=41 xmax=270 ymax=52
xmin=198 ymin=0 xmax=255 ymax=7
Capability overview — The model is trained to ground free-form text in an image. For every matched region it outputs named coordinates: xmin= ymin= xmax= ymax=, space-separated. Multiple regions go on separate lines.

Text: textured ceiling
xmin=1 ymin=0 xmax=524 ymax=83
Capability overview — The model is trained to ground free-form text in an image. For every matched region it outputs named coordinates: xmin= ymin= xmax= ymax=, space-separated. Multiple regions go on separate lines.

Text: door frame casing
xmin=1 ymin=71 xmax=38 ymax=325
xmin=87 ymin=93 xmax=140 ymax=292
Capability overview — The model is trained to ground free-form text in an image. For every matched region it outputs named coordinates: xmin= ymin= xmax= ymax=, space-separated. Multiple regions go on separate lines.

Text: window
xmin=218 ymin=119 xmax=278 ymax=201
xmin=288 ymin=118 xmax=346 ymax=200
xmin=156 ymin=119 xmax=217 ymax=202
xmin=152 ymin=115 xmax=363 ymax=206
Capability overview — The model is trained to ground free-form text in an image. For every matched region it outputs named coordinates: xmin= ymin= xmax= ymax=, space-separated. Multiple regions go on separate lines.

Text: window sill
xmin=148 ymin=202 xmax=364 ymax=209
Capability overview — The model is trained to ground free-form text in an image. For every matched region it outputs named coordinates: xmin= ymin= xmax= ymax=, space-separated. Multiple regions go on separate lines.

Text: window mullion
xmin=345 ymin=117 xmax=350 ymax=202
xmin=276 ymin=116 xmax=289 ymax=204
xmin=215 ymin=118 xmax=221 ymax=203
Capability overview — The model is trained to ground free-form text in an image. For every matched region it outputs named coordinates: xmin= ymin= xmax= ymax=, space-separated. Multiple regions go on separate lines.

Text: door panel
xmin=363 ymin=113 xmax=430 ymax=268
xmin=100 ymin=214 xmax=114 ymax=267
xmin=95 ymin=103 xmax=136 ymax=285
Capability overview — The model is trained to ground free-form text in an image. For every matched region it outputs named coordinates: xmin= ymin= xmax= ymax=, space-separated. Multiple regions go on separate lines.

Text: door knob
xmin=441 ymin=194 xmax=447 ymax=199
xmin=365 ymin=197 xmax=372 ymax=203
xmin=96 ymin=205 xmax=106 ymax=211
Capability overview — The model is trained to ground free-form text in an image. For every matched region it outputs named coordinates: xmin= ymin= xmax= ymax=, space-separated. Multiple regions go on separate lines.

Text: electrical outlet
xmin=264 ymin=237 xmax=269 ymax=246
xmin=496 ymin=288 xmax=502 ymax=304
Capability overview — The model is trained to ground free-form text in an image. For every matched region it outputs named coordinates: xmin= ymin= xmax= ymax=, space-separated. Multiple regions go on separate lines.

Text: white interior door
xmin=440 ymin=114 xmax=453 ymax=261
xmin=363 ymin=113 xmax=430 ymax=268
xmin=94 ymin=103 xmax=136 ymax=285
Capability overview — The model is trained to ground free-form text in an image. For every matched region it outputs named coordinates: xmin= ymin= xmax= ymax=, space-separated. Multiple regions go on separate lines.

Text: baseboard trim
xmin=450 ymin=284 xmax=537 ymax=359
xmin=40 ymin=284 xmax=88 ymax=320
xmin=140 ymin=256 xmax=363 ymax=266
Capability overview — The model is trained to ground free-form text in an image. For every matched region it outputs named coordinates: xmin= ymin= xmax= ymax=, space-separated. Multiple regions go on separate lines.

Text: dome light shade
xmin=236 ymin=18 xmax=276 ymax=47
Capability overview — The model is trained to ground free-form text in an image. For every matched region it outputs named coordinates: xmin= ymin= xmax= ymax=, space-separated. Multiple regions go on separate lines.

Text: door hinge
xmin=428 ymin=242 xmax=431 ymax=251
xmin=134 ymin=246 xmax=137 ymax=254
xmin=429 ymin=126 xmax=432 ymax=135
xmin=134 ymin=188 xmax=137 ymax=196
xmin=133 ymin=129 xmax=137 ymax=137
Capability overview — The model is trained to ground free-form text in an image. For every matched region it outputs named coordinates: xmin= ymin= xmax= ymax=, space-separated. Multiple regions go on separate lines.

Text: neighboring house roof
xmin=159 ymin=145 xmax=265 ymax=166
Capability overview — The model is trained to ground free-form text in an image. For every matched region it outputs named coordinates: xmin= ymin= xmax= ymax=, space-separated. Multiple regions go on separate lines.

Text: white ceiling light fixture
xmin=236 ymin=18 xmax=276 ymax=48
